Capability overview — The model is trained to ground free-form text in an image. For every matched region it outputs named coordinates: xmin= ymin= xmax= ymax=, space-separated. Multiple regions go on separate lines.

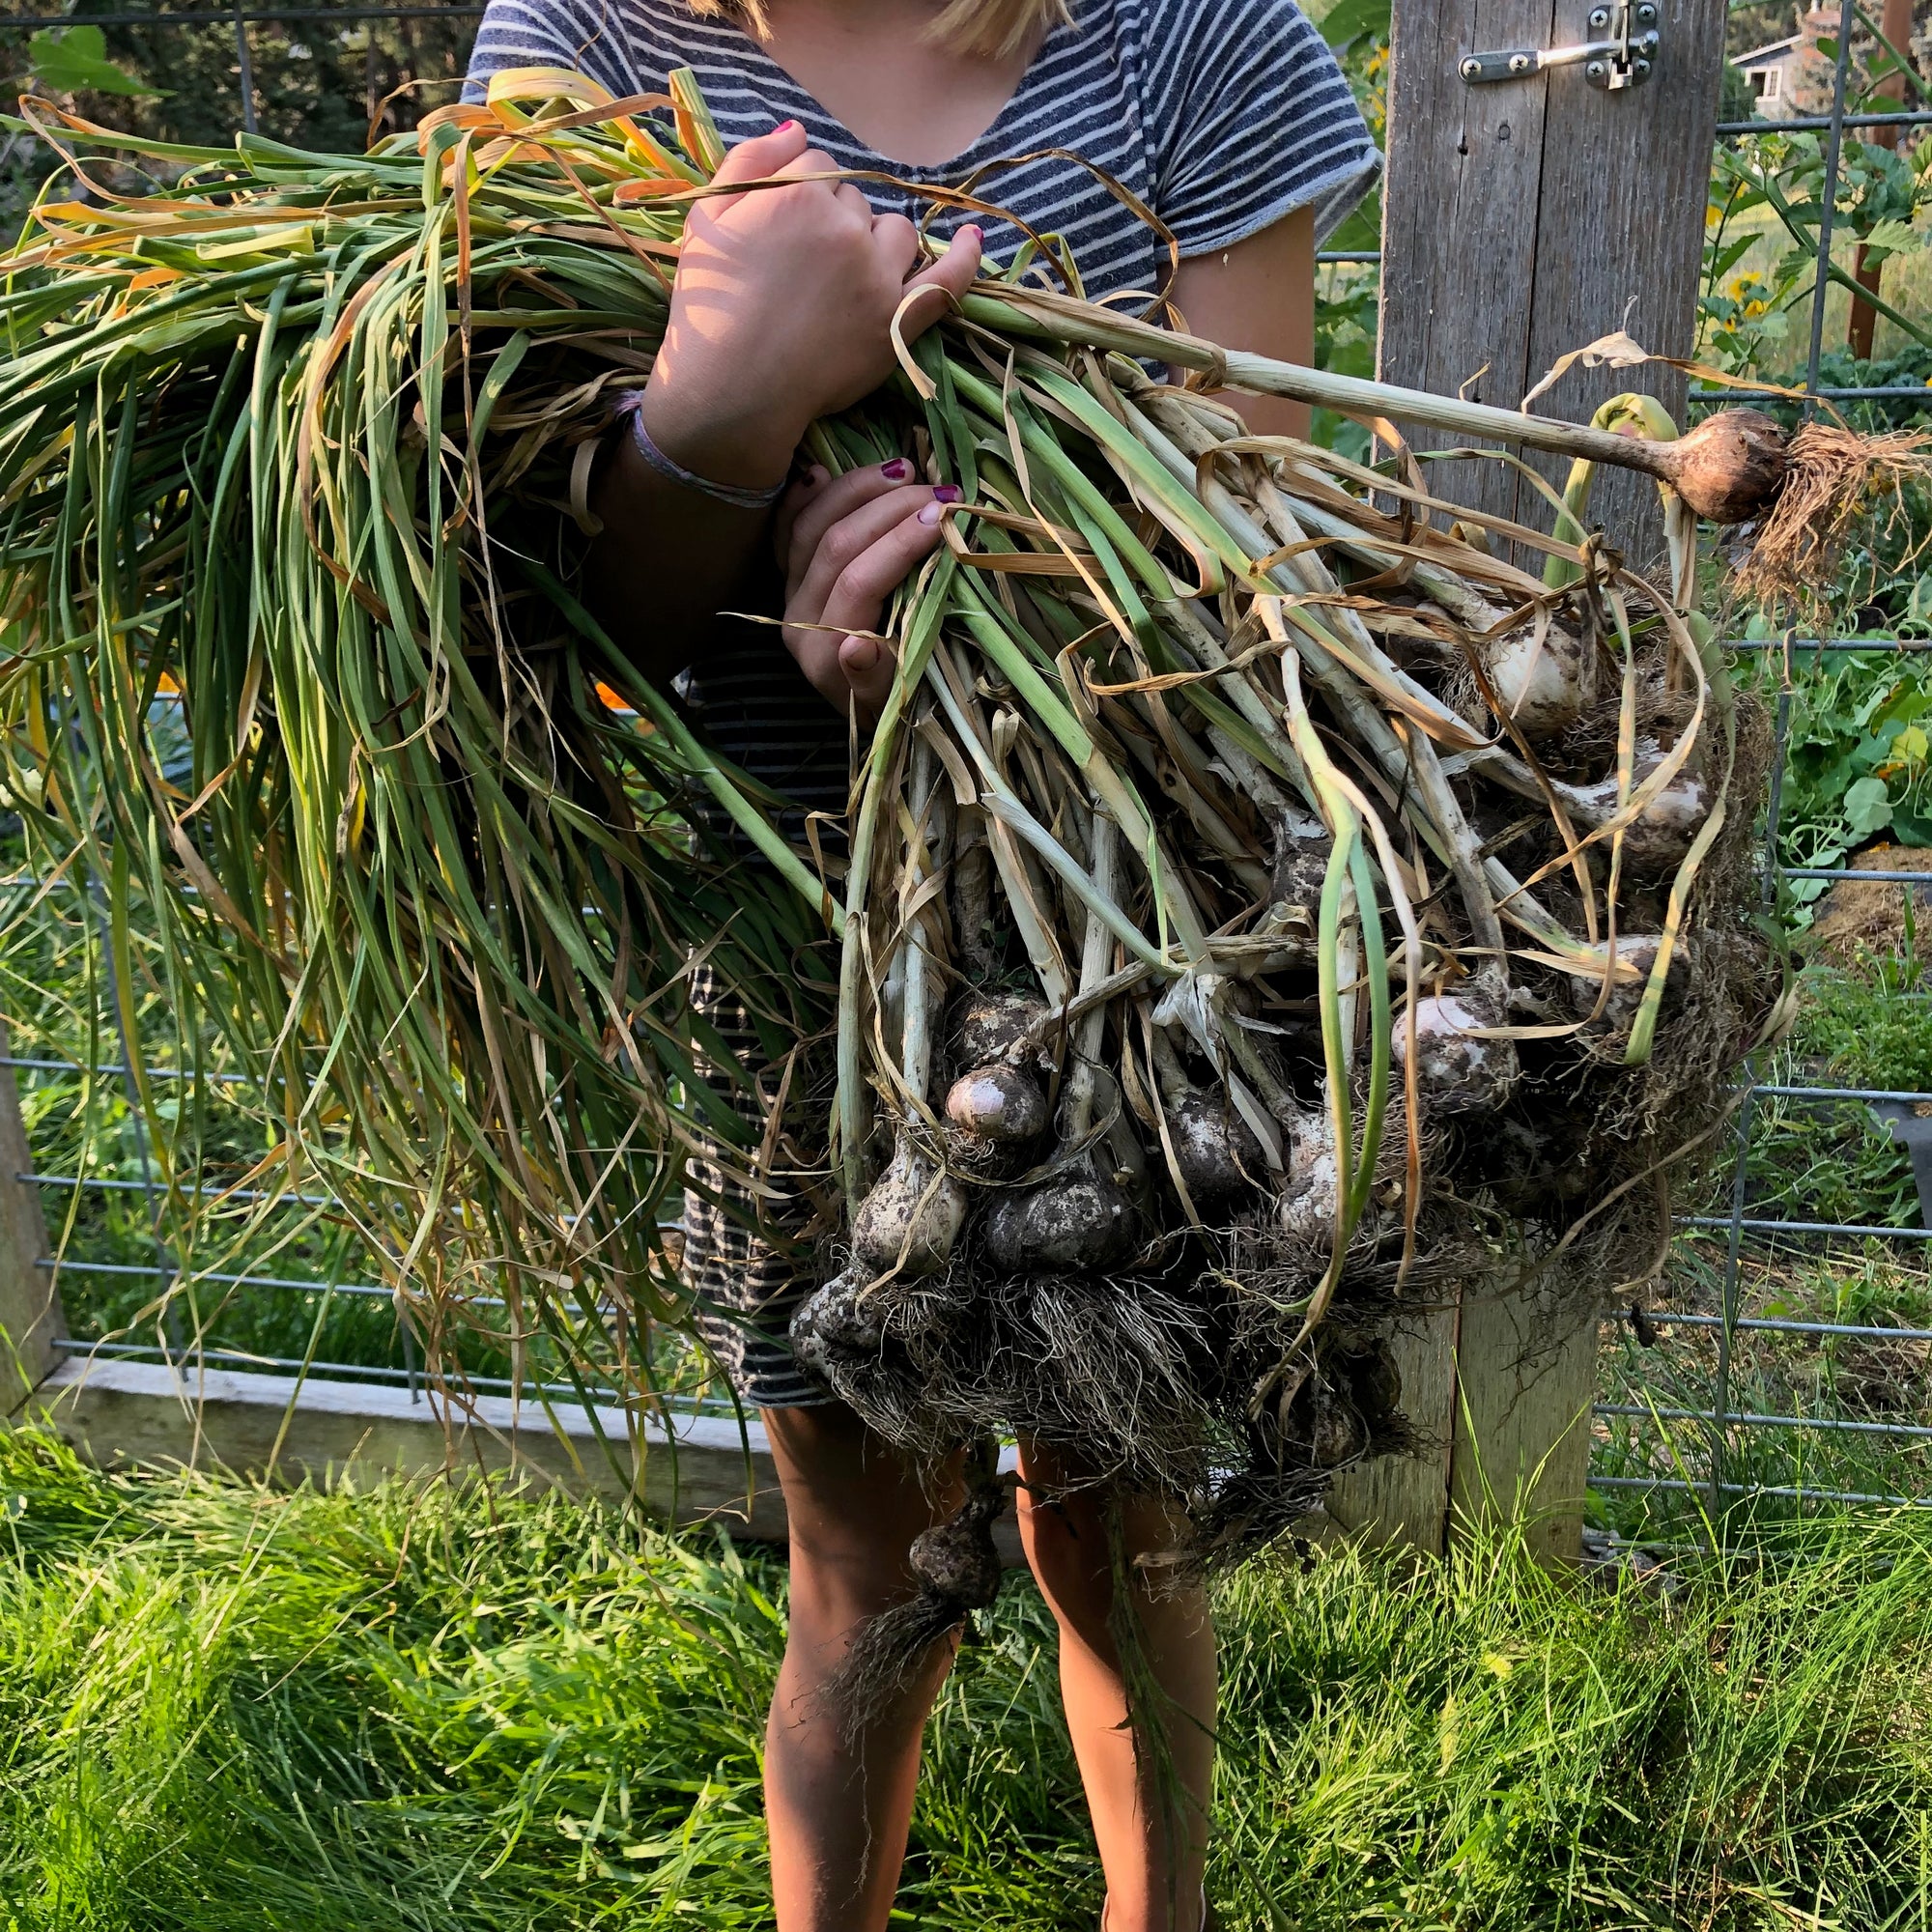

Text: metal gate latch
xmin=1460 ymin=2 xmax=1660 ymax=89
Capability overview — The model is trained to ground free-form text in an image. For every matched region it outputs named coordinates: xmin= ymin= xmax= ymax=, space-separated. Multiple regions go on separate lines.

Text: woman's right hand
xmin=637 ymin=121 xmax=982 ymax=495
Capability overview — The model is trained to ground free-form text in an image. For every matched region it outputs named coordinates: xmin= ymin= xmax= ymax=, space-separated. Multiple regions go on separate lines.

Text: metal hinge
xmin=1460 ymin=2 xmax=1660 ymax=90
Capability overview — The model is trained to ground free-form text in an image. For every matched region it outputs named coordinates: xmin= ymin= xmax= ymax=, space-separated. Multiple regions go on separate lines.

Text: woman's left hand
xmin=775 ymin=459 xmax=961 ymax=718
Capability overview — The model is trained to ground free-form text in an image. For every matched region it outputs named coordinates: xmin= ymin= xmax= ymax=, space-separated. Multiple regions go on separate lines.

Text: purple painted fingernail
xmin=919 ymin=501 xmax=946 ymax=526
xmin=882 ymin=458 xmax=911 ymax=480
xmin=932 ymin=484 xmax=962 ymax=503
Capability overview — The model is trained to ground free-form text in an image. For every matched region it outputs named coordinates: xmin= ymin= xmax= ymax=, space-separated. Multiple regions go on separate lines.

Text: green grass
xmin=4 ymin=1425 xmax=1932 ymax=1930
xmin=1585 ymin=947 xmax=1932 ymax=1537
xmin=0 ymin=854 xmax=404 ymax=1379
xmin=1693 ymin=955 xmax=1930 ymax=1238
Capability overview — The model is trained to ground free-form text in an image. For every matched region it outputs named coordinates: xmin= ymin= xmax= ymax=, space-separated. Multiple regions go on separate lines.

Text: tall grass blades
xmin=3 ymin=1430 xmax=1932 ymax=1929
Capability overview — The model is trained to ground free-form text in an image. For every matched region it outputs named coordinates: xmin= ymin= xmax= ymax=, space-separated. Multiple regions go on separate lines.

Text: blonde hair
xmin=690 ymin=0 xmax=1071 ymax=64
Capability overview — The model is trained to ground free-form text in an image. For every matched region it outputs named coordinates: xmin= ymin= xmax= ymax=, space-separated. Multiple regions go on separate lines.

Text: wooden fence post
xmin=1377 ymin=0 xmax=1727 ymax=559
xmin=1333 ymin=0 xmax=1727 ymax=1560
xmin=0 ymin=1025 xmax=61 ymax=1414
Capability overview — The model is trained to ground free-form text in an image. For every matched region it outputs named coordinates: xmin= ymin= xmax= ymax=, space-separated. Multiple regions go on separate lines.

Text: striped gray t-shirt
xmin=465 ymin=0 xmax=1380 ymax=302
xmin=467 ymin=0 xmax=1381 ymax=830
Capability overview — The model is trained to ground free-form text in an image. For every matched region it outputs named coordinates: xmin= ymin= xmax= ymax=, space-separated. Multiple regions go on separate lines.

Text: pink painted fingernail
xmin=882 ymin=458 xmax=911 ymax=480
xmin=919 ymin=501 xmax=946 ymax=526
xmin=775 ymin=119 xmax=800 ymax=133
xmin=932 ymin=484 xmax=962 ymax=503
xmin=961 ymin=224 xmax=982 ymax=242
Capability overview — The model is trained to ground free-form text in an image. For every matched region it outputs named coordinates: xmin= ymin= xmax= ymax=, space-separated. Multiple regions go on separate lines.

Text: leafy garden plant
xmin=1766 ymin=648 xmax=1932 ymax=898
xmin=1702 ymin=128 xmax=1932 ymax=375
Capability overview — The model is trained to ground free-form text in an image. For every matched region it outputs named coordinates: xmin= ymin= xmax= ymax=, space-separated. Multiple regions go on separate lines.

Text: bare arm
xmin=584 ymin=430 xmax=777 ymax=691
xmin=1170 ymin=204 xmax=1317 ymax=441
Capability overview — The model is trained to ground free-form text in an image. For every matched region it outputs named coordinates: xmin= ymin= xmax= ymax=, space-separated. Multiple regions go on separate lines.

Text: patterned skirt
xmin=683 ymin=962 xmax=834 ymax=1408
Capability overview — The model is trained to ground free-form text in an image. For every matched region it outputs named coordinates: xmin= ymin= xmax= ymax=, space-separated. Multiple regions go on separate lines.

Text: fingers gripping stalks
xmin=777 ymin=461 xmax=965 ymax=717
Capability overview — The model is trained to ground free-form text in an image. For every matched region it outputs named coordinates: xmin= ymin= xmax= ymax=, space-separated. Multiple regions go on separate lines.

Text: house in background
xmin=1728 ymin=6 xmax=1900 ymax=118
xmin=1732 ymin=29 xmax=1804 ymax=115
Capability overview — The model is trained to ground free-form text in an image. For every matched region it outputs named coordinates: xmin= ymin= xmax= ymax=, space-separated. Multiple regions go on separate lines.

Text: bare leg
xmin=1015 ymin=1439 xmax=1216 ymax=1932
xmin=763 ymin=1401 xmax=964 ymax=1932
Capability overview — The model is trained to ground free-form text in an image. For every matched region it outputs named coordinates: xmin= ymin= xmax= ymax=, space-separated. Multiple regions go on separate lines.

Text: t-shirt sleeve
xmin=1143 ymin=0 xmax=1381 ymax=255
xmin=463 ymin=0 xmax=635 ymax=103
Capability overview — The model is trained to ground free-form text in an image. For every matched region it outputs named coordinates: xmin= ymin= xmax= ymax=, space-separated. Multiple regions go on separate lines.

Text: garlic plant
xmin=1 ymin=70 xmax=1878 ymax=1553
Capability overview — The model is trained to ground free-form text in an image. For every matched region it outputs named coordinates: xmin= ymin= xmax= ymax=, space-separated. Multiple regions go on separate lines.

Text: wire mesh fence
xmin=0 ymin=0 xmax=1930 ymax=1537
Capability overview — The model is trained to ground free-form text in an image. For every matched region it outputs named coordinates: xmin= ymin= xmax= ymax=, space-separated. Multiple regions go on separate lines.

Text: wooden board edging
xmin=24 ymin=1356 xmax=1035 ymax=1564
xmin=26 ymin=1354 xmax=790 ymax=1539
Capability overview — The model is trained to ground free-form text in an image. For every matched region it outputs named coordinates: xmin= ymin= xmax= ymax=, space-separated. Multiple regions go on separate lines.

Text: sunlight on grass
xmin=3 ymin=1428 xmax=1932 ymax=1929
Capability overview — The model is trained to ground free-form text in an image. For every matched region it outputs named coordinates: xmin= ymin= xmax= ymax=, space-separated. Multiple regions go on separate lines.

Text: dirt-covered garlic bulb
xmin=790 ymin=1267 xmax=886 ymax=1384
xmin=907 ymin=1486 xmax=1005 ymax=1605
xmin=1476 ymin=614 xmax=1597 ymax=739
xmin=1566 ymin=933 xmax=1692 ymax=1034
xmin=953 ymin=990 xmax=1053 ymax=1073
xmin=852 ymin=1141 xmax=969 ymax=1276
xmin=946 ymin=1064 xmax=1049 ymax=1144
xmin=980 ymin=1162 xmax=1139 ymax=1274
xmin=1466 ymin=735 xmax=1712 ymax=872
xmin=1393 ymin=970 xmax=1520 ymax=1117
xmin=1165 ymin=1092 xmax=1264 ymax=1210
xmin=1657 ymin=408 xmax=1787 ymax=525
xmin=1555 ymin=742 xmax=1710 ymax=871
xmin=1269 ymin=813 xmax=1336 ymax=910
xmin=943 ymin=1062 xmax=1051 ymax=1178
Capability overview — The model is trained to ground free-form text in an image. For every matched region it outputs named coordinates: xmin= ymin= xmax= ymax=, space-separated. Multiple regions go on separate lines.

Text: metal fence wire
xmin=3 ymin=1 xmax=1932 ymax=1527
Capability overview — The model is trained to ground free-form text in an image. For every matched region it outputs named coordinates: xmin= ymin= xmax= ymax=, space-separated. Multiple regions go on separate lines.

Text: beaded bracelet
xmin=617 ymin=390 xmax=787 ymax=511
